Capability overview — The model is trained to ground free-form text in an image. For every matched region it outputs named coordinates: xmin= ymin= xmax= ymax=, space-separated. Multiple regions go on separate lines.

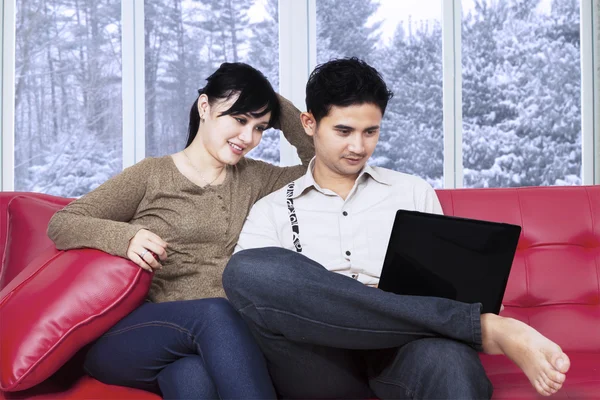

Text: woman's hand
xmin=127 ymin=229 xmax=168 ymax=271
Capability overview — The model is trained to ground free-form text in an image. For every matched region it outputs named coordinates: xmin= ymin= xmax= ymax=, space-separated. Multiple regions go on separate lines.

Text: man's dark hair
xmin=305 ymin=57 xmax=394 ymax=123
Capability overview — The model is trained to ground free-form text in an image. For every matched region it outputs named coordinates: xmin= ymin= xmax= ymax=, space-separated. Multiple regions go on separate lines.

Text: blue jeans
xmin=223 ymin=248 xmax=493 ymax=399
xmin=83 ymin=297 xmax=276 ymax=399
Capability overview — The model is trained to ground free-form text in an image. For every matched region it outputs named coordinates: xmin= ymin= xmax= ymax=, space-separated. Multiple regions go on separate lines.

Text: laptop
xmin=378 ymin=210 xmax=521 ymax=314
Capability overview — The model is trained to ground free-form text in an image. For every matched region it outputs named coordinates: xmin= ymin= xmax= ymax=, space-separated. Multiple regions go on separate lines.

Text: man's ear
xmin=300 ymin=112 xmax=317 ymax=137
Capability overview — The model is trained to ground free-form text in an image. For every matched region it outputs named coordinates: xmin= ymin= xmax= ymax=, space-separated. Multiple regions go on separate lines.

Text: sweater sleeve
xmin=271 ymin=94 xmax=314 ymax=167
xmin=47 ymin=158 xmax=153 ymax=257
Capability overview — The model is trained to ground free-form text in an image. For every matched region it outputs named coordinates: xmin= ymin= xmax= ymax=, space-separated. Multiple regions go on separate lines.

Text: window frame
xmin=1 ymin=0 xmax=598 ymax=191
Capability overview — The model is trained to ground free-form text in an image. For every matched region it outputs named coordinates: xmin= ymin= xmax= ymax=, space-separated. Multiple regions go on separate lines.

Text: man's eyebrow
xmin=333 ymin=124 xmax=380 ymax=131
xmin=333 ymin=124 xmax=354 ymax=130
xmin=364 ymin=125 xmax=380 ymax=131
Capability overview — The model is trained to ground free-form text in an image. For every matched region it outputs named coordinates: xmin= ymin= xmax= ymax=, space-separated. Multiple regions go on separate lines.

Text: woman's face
xmin=198 ymin=94 xmax=271 ymax=165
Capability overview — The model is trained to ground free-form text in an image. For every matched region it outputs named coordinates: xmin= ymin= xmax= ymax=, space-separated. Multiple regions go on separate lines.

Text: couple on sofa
xmin=47 ymin=58 xmax=570 ymax=399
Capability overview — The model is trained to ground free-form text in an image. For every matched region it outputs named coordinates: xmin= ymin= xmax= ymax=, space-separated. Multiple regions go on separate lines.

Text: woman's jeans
xmin=223 ymin=247 xmax=493 ymax=400
xmin=83 ymin=297 xmax=276 ymax=399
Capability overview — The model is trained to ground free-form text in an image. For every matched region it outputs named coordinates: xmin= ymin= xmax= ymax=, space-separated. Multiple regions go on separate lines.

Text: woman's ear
xmin=300 ymin=112 xmax=316 ymax=137
xmin=197 ymin=94 xmax=210 ymax=119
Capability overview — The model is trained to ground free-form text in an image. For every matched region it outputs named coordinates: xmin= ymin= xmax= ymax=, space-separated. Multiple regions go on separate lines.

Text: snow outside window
xmin=14 ymin=0 xmax=123 ymax=197
xmin=462 ymin=0 xmax=582 ymax=187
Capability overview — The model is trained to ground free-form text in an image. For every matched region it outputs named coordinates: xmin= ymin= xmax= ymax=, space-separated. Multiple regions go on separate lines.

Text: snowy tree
xmin=375 ymin=20 xmax=444 ymax=186
xmin=316 ymin=0 xmax=382 ymax=64
xmin=15 ymin=0 xmax=123 ymax=195
xmin=462 ymin=0 xmax=581 ymax=187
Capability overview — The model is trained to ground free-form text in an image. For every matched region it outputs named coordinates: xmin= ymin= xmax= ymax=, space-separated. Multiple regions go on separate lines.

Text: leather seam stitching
xmin=584 ymin=187 xmax=600 ymax=303
xmin=516 ymin=190 xmax=529 ymax=302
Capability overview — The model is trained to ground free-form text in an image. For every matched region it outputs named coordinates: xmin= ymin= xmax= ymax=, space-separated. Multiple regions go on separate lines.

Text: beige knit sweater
xmin=47 ymin=97 xmax=313 ymax=302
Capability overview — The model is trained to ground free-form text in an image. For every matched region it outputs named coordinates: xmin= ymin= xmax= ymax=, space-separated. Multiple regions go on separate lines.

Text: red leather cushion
xmin=0 ymin=196 xmax=71 ymax=290
xmin=0 ymin=196 xmax=152 ymax=392
xmin=0 ymin=374 xmax=160 ymax=400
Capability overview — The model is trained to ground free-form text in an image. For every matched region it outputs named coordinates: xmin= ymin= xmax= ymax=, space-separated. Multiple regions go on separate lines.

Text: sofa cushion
xmin=0 ymin=195 xmax=152 ymax=392
xmin=0 ymin=196 xmax=71 ymax=290
xmin=481 ymin=352 xmax=600 ymax=399
xmin=0 ymin=248 xmax=152 ymax=392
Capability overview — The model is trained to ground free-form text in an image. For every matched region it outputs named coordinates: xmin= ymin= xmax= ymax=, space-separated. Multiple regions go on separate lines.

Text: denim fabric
xmin=83 ymin=298 xmax=276 ymax=400
xmin=223 ymin=247 xmax=492 ymax=399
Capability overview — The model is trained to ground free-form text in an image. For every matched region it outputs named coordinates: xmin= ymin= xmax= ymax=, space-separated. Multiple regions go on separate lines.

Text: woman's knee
xmin=157 ymin=356 xmax=218 ymax=399
xmin=197 ymin=297 xmax=238 ymax=320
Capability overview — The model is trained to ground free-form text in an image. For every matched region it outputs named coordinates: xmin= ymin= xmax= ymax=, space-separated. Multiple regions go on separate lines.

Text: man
xmin=223 ymin=58 xmax=570 ymax=399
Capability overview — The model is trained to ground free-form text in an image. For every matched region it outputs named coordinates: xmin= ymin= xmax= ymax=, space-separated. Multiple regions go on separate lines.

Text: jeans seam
xmin=372 ymin=376 xmax=415 ymax=399
xmin=471 ymin=303 xmax=483 ymax=352
xmin=101 ymin=321 xmax=195 ymax=340
xmin=254 ymin=306 xmax=438 ymax=337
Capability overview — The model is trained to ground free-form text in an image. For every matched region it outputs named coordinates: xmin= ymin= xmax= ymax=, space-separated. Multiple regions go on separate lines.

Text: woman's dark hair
xmin=305 ymin=57 xmax=393 ymax=124
xmin=186 ymin=62 xmax=280 ymax=147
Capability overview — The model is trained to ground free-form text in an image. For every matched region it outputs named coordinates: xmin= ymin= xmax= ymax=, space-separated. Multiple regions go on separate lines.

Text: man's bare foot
xmin=481 ymin=313 xmax=570 ymax=396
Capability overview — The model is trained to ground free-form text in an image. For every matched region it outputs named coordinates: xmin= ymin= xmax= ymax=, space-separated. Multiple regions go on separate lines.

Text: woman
xmin=47 ymin=62 xmax=313 ymax=399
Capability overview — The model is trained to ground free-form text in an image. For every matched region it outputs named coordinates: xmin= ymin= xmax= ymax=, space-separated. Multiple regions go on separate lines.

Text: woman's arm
xmin=47 ymin=159 xmax=153 ymax=258
xmin=252 ymin=95 xmax=314 ymax=197
xmin=271 ymin=94 xmax=314 ymax=167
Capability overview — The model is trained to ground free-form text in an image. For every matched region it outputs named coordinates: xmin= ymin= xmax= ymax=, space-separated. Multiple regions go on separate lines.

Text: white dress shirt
xmin=235 ymin=160 xmax=443 ymax=286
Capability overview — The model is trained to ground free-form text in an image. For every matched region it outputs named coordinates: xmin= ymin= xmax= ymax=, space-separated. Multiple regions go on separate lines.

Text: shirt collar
xmin=289 ymin=158 xmax=392 ymax=199
xmin=359 ymin=163 xmax=392 ymax=186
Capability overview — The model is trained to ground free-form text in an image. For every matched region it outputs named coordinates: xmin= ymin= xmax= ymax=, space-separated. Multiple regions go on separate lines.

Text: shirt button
xmin=342 ymin=211 xmax=348 ymax=216
xmin=345 ymin=250 xmax=351 ymax=256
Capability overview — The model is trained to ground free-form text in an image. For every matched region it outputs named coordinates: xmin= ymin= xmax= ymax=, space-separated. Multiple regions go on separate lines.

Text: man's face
xmin=302 ymin=103 xmax=382 ymax=178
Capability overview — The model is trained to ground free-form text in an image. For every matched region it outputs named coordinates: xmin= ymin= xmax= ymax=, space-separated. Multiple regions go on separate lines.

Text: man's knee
xmin=377 ymin=339 xmax=493 ymax=399
xmin=224 ymin=248 xmax=292 ymax=293
xmin=223 ymin=248 xmax=287 ymax=304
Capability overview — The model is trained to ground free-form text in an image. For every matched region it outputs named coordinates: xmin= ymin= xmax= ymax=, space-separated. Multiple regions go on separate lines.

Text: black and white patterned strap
xmin=286 ymin=182 xmax=302 ymax=253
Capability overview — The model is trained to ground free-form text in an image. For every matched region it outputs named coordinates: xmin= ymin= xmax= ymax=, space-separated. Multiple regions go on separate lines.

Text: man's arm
xmin=419 ymin=185 xmax=443 ymax=215
xmin=235 ymin=198 xmax=282 ymax=253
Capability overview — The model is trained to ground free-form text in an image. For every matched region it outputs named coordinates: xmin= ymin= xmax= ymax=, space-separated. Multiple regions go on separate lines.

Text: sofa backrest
xmin=437 ymin=185 xmax=600 ymax=352
xmin=2 ymin=187 xmax=599 ymax=351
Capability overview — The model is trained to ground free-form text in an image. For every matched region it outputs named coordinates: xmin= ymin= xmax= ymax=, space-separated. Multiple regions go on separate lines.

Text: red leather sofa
xmin=1 ymin=186 xmax=599 ymax=399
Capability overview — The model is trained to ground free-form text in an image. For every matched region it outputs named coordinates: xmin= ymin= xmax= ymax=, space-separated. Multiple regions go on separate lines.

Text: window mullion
xmin=594 ymin=0 xmax=600 ymax=184
xmin=278 ymin=0 xmax=310 ymax=167
xmin=1 ymin=0 xmax=15 ymax=191
xmin=122 ymin=0 xmax=145 ymax=170
xmin=442 ymin=0 xmax=462 ymax=188
xmin=133 ymin=0 xmax=145 ymax=163
xmin=582 ymin=0 xmax=595 ymax=184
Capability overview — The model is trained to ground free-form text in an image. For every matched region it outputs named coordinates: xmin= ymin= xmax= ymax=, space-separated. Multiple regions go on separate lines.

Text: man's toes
xmin=535 ymin=380 xmax=552 ymax=397
xmin=552 ymin=353 xmax=570 ymax=373
xmin=543 ymin=374 xmax=562 ymax=391
xmin=546 ymin=369 xmax=566 ymax=385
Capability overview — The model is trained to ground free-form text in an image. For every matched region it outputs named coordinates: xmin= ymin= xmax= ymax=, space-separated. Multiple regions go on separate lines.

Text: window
xmin=316 ymin=0 xmax=444 ymax=188
xmin=144 ymin=0 xmax=280 ymax=164
xmin=462 ymin=0 xmax=582 ymax=187
xmin=2 ymin=0 xmax=596 ymax=192
xmin=14 ymin=0 xmax=122 ymax=197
